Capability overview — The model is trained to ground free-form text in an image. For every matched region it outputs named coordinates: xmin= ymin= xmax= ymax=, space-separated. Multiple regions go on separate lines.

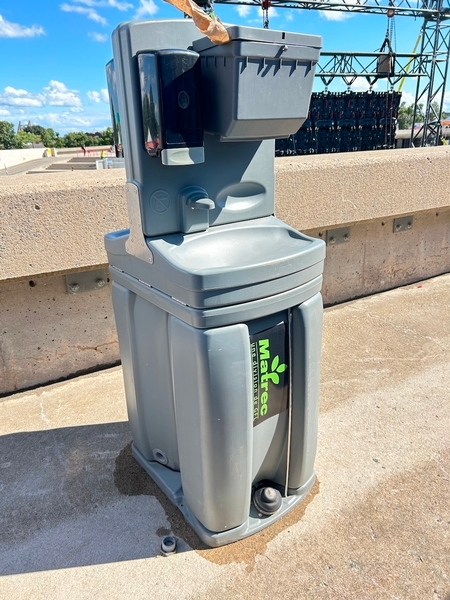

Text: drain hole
xmin=154 ymin=449 xmax=168 ymax=465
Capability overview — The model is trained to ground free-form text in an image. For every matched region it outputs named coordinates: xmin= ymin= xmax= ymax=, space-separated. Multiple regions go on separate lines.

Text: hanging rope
xmin=377 ymin=3 xmax=395 ymax=80
xmin=262 ymin=0 xmax=271 ymax=29
xmin=382 ymin=2 xmax=396 ymax=147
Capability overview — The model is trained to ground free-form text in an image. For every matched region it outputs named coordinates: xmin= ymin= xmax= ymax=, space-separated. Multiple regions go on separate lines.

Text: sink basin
xmin=149 ymin=216 xmax=325 ymax=291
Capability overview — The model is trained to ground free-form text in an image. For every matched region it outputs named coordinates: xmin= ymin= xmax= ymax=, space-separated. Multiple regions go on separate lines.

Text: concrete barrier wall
xmin=0 ymin=170 xmax=128 ymax=281
xmin=0 ymin=148 xmax=48 ymax=170
xmin=275 ymin=146 xmax=450 ymax=230
xmin=1 ymin=146 xmax=450 ymax=395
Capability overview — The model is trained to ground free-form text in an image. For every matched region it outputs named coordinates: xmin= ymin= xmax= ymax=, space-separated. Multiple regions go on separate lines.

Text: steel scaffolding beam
xmin=212 ymin=0 xmax=450 ymax=18
xmin=317 ymin=52 xmax=429 ymax=86
xmin=411 ymin=10 xmax=450 ymax=145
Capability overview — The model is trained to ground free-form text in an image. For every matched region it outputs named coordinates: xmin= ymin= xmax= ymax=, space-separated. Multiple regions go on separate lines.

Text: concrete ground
xmin=1 ymin=275 xmax=449 ymax=600
xmin=0 ymin=157 xmax=58 ymax=176
xmin=0 ymin=152 xmax=113 ymax=176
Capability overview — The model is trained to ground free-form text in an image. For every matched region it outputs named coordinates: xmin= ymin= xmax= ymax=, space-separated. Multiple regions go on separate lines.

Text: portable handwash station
xmin=105 ymin=19 xmax=325 ymax=547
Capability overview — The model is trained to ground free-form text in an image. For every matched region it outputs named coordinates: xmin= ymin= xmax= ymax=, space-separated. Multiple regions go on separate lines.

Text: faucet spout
xmin=188 ymin=197 xmax=215 ymax=210
xmin=182 ymin=186 xmax=215 ymax=211
xmin=179 ymin=185 xmax=215 ymax=233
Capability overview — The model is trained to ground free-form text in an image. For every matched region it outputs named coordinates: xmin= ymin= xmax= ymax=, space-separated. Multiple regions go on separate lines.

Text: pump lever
xmin=188 ymin=197 xmax=215 ymax=210
xmin=181 ymin=186 xmax=215 ymax=211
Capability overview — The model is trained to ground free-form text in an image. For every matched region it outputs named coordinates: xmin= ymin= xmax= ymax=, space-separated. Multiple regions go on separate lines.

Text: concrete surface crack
xmin=39 ymin=398 xmax=51 ymax=426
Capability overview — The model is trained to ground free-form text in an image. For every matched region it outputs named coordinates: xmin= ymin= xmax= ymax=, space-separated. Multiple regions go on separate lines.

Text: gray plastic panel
xmin=132 ymin=442 xmax=315 ymax=547
xmin=252 ymin=411 xmax=288 ymax=483
xmin=113 ymin=296 xmax=322 ymax=544
xmin=110 ymin=267 xmax=322 ymax=329
xmin=192 ymin=25 xmax=321 ymax=52
xmin=112 ymin=281 xmax=180 ymax=470
xmin=170 ymin=318 xmax=253 ymax=532
xmin=105 ymin=216 xmax=326 ymax=308
xmin=111 ymin=20 xmax=276 ymax=237
xmin=288 ymin=293 xmax=323 ymax=492
xmin=192 ymin=25 xmax=321 ymax=140
xmin=194 ymin=41 xmax=321 ymax=61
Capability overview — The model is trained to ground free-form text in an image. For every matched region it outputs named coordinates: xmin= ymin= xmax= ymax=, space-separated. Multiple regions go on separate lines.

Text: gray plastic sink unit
xmin=105 ymin=216 xmax=325 ymax=309
xmin=106 ymin=18 xmax=325 ymax=547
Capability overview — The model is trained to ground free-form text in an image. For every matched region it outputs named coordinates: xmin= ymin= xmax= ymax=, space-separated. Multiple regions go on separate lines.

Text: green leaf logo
xmin=266 ymin=355 xmax=288 ymax=386
xmin=271 ymin=356 xmax=279 ymax=372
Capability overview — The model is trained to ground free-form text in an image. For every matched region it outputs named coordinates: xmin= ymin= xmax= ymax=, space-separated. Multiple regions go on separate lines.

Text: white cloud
xmin=0 ymin=81 xmax=82 ymax=109
xmin=60 ymin=3 xmax=108 ymax=25
xmin=107 ymin=0 xmax=133 ymax=8
xmin=89 ymin=31 xmax=108 ymax=41
xmin=39 ymin=112 xmax=93 ymax=127
xmin=134 ymin=0 xmax=159 ymax=19
xmin=0 ymin=14 xmax=45 ymax=38
xmin=87 ymin=89 xmax=109 ymax=103
xmin=320 ymin=9 xmax=351 ymax=21
xmin=236 ymin=5 xmax=251 ymax=18
xmin=4 ymin=108 xmax=110 ymax=133
xmin=43 ymin=81 xmax=82 ymax=107
xmin=234 ymin=5 xmax=279 ymax=25
xmin=319 ymin=1 xmax=352 ymax=21
xmin=442 ymin=91 xmax=450 ymax=112
xmin=0 ymin=98 xmax=112 ymax=133
xmin=285 ymin=11 xmax=294 ymax=21
xmin=74 ymin=0 xmax=132 ymax=8
xmin=350 ymin=77 xmax=378 ymax=92
xmin=87 ymin=91 xmax=101 ymax=102
xmin=0 ymin=87 xmax=43 ymax=107
xmin=400 ymin=91 xmax=415 ymax=106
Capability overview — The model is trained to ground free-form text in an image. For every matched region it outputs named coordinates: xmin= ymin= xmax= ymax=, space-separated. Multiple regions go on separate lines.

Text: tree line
xmin=397 ymin=102 xmax=448 ymax=130
xmin=0 ymin=121 xmax=114 ymax=150
xmin=1 ymin=102 xmax=448 ymax=149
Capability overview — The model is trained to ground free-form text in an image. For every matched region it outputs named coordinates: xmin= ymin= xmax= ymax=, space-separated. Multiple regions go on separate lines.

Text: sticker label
xmin=250 ymin=322 xmax=289 ymax=427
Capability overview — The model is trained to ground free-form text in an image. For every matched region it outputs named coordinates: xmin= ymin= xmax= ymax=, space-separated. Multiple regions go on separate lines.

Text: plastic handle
xmin=181 ymin=186 xmax=215 ymax=211
xmin=188 ymin=197 xmax=215 ymax=210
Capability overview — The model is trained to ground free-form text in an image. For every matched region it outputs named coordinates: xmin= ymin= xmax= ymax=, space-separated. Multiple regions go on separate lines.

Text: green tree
xmin=16 ymin=130 xmax=41 ymax=148
xmin=397 ymin=102 xmax=416 ymax=130
xmin=21 ymin=125 xmax=60 ymax=147
xmin=23 ymin=124 xmax=46 ymax=138
xmin=431 ymin=101 xmax=448 ymax=121
xmin=52 ymin=132 xmax=64 ymax=148
xmin=397 ymin=101 xmax=448 ymax=130
xmin=99 ymin=126 xmax=114 ymax=146
xmin=41 ymin=128 xmax=58 ymax=147
xmin=84 ymin=132 xmax=100 ymax=146
xmin=0 ymin=120 xmax=18 ymax=149
xmin=62 ymin=131 xmax=89 ymax=148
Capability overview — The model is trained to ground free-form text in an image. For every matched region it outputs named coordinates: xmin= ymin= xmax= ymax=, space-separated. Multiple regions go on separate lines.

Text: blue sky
xmin=0 ymin=0 xmax=431 ymax=133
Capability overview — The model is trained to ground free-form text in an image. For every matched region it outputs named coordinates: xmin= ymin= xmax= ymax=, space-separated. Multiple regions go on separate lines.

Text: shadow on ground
xmin=1 ymin=422 xmax=320 ymax=575
xmin=0 ymin=422 xmax=178 ymax=574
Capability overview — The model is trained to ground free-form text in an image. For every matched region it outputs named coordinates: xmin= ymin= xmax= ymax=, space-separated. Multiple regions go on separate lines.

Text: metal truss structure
xmin=411 ymin=14 xmax=450 ymax=145
xmin=209 ymin=0 xmax=447 ymax=18
xmin=206 ymin=0 xmax=450 ymax=146
xmin=317 ymin=51 xmax=429 ymax=86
